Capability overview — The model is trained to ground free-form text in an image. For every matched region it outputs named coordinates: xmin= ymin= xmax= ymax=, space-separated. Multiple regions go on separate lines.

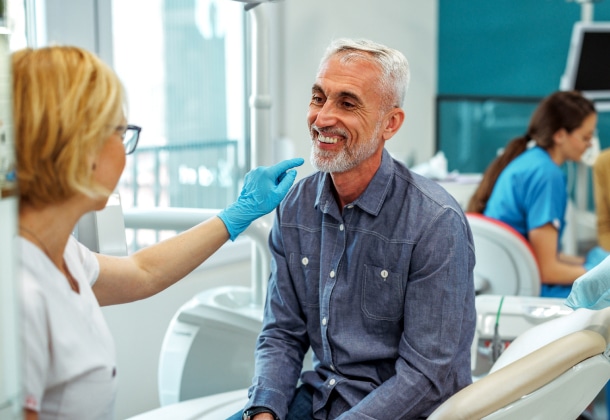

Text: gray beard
xmin=310 ymin=123 xmax=381 ymax=173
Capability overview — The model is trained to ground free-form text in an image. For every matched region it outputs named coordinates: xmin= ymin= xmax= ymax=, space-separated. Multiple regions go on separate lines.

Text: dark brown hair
xmin=467 ymin=90 xmax=596 ymax=213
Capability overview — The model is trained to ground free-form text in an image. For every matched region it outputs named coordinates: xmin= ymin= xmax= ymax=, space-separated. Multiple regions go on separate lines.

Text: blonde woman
xmin=14 ymin=45 xmax=303 ymax=420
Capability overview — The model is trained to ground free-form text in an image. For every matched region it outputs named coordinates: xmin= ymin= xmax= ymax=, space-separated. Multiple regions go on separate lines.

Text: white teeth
xmin=318 ymin=135 xmax=338 ymax=144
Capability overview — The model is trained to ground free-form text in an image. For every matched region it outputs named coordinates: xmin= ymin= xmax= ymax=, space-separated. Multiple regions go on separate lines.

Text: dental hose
xmin=491 ymin=295 xmax=505 ymax=363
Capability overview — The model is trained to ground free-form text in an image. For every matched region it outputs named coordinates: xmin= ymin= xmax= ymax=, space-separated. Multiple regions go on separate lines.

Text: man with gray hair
xmin=232 ymin=38 xmax=475 ymax=420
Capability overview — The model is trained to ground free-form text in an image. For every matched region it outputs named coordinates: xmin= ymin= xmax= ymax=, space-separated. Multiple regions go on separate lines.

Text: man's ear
xmin=381 ymin=108 xmax=405 ymax=141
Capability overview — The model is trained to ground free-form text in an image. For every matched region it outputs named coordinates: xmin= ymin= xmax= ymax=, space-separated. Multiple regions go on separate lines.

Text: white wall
xmin=271 ymin=0 xmax=438 ymax=176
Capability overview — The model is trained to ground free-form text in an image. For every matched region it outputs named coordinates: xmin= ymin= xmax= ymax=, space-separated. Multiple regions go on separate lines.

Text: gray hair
xmin=318 ymin=38 xmax=410 ymax=110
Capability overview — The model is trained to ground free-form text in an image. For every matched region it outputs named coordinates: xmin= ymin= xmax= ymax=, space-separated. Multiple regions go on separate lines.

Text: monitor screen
xmin=561 ymin=22 xmax=610 ymax=99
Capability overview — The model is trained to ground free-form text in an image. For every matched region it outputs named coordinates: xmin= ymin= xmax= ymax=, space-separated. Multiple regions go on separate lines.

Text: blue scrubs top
xmin=484 ymin=146 xmax=569 ymax=298
xmin=484 ymin=146 xmax=566 ymax=242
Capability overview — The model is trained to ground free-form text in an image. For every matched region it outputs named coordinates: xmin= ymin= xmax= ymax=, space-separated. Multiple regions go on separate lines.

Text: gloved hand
xmin=583 ymin=245 xmax=610 ymax=271
xmin=565 ymin=252 xmax=610 ymax=310
xmin=218 ymin=157 xmax=304 ymax=240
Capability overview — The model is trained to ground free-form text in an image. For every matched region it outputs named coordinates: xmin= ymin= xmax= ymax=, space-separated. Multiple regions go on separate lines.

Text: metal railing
xmin=120 ymin=139 xmax=240 ymax=208
xmin=118 ymin=139 xmax=241 ymax=250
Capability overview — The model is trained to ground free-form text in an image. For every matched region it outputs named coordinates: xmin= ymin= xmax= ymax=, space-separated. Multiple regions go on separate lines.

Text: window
xmin=6 ymin=0 xmax=28 ymax=50
xmin=111 ymin=0 xmax=248 ymax=248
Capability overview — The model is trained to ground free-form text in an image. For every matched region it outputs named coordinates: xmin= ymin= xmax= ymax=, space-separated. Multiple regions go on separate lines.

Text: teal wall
xmin=438 ymin=1 xmax=610 ymax=209
xmin=439 ymin=1 xmax=610 ymax=97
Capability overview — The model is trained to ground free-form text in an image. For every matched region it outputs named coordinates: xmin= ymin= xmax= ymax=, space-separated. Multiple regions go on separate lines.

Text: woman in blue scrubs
xmin=467 ymin=90 xmax=604 ymax=298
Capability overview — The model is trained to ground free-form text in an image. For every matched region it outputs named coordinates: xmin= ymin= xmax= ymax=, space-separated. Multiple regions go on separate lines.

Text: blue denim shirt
xmin=247 ymin=149 xmax=476 ymax=419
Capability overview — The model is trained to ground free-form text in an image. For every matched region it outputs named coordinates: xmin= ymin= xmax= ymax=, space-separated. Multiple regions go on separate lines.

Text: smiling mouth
xmin=318 ymin=134 xmax=339 ymax=144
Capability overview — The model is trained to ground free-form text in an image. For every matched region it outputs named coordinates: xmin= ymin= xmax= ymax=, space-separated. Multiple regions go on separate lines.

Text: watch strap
xmin=242 ymin=406 xmax=278 ymax=420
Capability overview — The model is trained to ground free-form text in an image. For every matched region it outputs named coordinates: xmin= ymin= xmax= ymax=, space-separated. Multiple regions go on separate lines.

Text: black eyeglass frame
xmin=121 ymin=124 xmax=141 ymax=155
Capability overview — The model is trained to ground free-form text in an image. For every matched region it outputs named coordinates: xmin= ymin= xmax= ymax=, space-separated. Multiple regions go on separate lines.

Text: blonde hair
xmin=12 ymin=45 xmax=125 ymax=207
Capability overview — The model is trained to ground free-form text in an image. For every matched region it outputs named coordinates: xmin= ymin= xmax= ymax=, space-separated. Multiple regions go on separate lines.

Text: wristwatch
xmin=242 ymin=406 xmax=279 ymax=420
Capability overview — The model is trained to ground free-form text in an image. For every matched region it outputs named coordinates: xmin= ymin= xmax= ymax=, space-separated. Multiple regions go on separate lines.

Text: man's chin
xmin=311 ymin=147 xmax=354 ymax=173
xmin=311 ymin=160 xmax=354 ymax=174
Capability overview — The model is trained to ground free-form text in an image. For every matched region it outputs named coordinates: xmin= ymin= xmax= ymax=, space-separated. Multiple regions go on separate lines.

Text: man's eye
xmin=311 ymin=95 xmax=324 ymax=104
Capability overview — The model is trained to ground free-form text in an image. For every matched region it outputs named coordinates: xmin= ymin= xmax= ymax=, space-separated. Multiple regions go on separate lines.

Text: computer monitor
xmin=561 ymin=21 xmax=610 ymax=100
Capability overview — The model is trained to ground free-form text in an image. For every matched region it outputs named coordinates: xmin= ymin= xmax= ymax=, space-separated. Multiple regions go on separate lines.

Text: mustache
xmin=310 ymin=124 xmax=348 ymax=138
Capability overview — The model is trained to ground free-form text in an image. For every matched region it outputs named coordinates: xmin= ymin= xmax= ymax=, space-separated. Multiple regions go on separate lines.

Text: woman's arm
xmin=594 ymin=151 xmax=610 ymax=251
xmin=558 ymin=252 xmax=585 ymax=265
xmin=529 ymin=223 xmax=586 ymax=285
xmin=92 ymin=158 xmax=303 ymax=306
xmin=93 ymin=216 xmax=229 ymax=306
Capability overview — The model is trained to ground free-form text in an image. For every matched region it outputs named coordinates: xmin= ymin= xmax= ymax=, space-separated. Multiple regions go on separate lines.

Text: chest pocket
xmin=290 ymin=253 xmax=320 ymax=307
xmin=362 ymin=264 xmax=404 ymax=321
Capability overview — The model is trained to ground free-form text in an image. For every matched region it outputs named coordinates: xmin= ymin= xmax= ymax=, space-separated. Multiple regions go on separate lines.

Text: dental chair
xmin=466 ymin=213 xmax=540 ymax=296
xmin=429 ymin=305 xmax=610 ymax=420
xmin=132 ymin=295 xmax=607 ymax=420
xmin=471 ymin=295 xmax=572 ymax=377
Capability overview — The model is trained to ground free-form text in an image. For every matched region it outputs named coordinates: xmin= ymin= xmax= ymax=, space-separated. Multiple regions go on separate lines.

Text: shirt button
xmin=302 ymin=257 xmax=309 ymax=266
xmin=339 ymin=224 xmax=344 ymax=231
xmin=347 ymin=204 xmax=354 ymax=209
xmin=381 ymin=269 xmax=388 ymax=279
xmin=330 ymin=270 xmax=335 ymax=278
xmin=322 ymin=317 xmax=327 ymax=326
xmin=330 ymin=364 xmax=335 ymax=371
xmin=329 ymin=378 xmax=336 ymax=386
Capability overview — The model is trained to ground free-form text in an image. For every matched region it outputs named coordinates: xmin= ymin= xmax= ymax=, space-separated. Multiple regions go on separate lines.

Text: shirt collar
xmin=314 ymin=149 xmax=394 ymax=216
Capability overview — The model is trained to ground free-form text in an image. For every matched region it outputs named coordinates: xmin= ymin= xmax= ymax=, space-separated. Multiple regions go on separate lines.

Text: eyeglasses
xmin=118 ymin=124 xmax=141 ymax=155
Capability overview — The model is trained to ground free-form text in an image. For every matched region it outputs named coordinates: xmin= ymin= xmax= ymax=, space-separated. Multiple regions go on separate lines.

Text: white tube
xmin=247 ymin=4 xmax=273 ymax=307
xmin=581 ymin=2 xmax=594 ymax=23
xmin=249 ymin=4 xmax=272 ymax=169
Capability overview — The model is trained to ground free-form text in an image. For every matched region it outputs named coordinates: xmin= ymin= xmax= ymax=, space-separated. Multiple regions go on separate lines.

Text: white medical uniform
xmin=19 ymin=235 xmax=118 ymax=420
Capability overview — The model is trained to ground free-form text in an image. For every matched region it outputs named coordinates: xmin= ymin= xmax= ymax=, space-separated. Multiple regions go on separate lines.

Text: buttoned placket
xmin=320 ymin=203 xmax=353 ymax=390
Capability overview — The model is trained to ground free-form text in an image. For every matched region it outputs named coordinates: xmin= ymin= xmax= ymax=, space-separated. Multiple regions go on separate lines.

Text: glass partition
xmin=436 ymin=95 xmax=541 ymax=174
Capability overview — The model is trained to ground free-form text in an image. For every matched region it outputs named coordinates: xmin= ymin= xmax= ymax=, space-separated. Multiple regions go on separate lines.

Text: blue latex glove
xmin=565 ymin=253 xmax=610 ymax=310
xmin=584 ymin=245 xmax=610 ymax=271
xmin=218 ymin=157 xmax=304 ymax=240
